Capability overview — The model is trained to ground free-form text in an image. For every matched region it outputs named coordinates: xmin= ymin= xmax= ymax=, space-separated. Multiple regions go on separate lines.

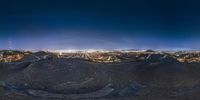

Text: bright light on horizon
xmin=52 ymin=49 xmax=112 ymax=53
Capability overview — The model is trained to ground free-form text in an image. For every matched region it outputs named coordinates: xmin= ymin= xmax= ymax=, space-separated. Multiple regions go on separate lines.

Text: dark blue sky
xmin=0 ymin=0 xmax=200 ymax=50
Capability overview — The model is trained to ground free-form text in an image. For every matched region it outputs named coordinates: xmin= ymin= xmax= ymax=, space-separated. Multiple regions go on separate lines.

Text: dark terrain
xmin=0 ymin=50 xmax=200 ymax=100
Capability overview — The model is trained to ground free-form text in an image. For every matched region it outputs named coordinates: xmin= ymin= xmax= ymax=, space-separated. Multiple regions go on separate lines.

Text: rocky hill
xmin=0 ymin=50 xmax=200 ymax=100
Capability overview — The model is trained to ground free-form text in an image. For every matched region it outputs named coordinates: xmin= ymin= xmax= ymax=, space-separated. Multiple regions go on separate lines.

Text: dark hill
xmin=0 ymin=51 xmax=200 ymax=100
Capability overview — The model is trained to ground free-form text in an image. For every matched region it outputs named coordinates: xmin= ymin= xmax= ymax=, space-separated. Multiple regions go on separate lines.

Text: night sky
xmin=1 ymin=0 xmax=200 ymax=50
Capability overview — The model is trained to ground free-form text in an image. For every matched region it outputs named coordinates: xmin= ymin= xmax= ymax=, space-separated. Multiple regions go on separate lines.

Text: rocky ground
xmin=0 ymin=50 xmax=200 ymax=100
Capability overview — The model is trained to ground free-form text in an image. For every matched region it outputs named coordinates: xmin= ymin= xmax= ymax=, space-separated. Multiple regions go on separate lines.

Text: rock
xmin=145 ymin=54 xmax=163 ymax=62
xmin=145 ymin=54 xmax=178 ymax=63
xmin=118 ymin=82 xmax=147 ymax=96
xmin=145 ymin=49 xmax=155 ymax=52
